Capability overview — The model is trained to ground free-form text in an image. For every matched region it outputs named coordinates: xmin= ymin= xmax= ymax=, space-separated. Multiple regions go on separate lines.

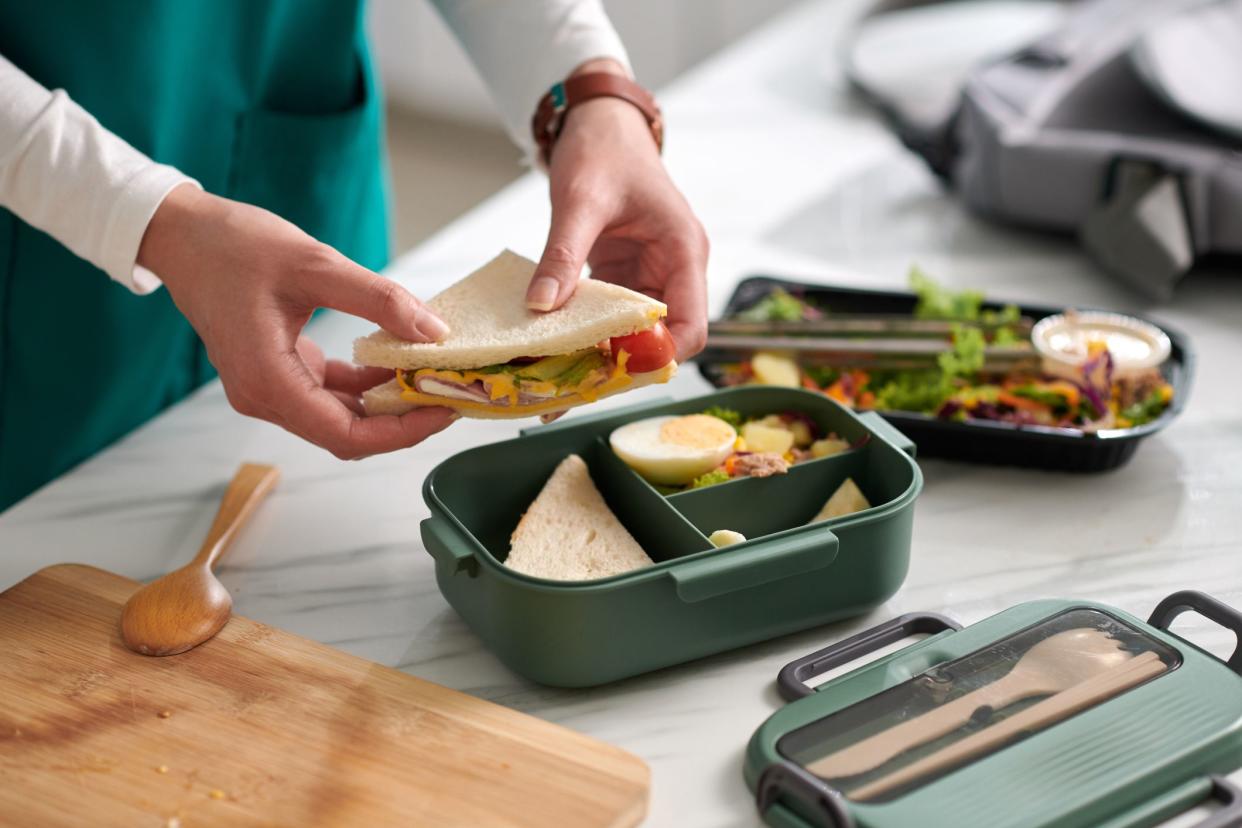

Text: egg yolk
xmin=658 ymin=415 xmax=737 ymax=450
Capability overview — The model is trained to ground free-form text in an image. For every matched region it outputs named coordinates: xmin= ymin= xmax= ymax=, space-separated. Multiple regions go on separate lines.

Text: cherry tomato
xmin=610 ymin=321 xmax=676 ymax=373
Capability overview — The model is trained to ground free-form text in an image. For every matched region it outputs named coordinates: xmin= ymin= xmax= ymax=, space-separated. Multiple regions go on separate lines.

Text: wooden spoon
xmin=849 ymin=650 xmax=1166 ymax=801
xmin=121 ymin=463 xmax=280 ymax=656
xmin=807 ymin=627 xmax=1132 ymax=779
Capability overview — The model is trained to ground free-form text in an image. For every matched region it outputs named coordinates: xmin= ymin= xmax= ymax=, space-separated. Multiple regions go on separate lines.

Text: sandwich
xmin=355 ymin=250 xmax=677 ymax=418
xmin=505 ymin=454 xmax=655 ymax=580
xmin=810 ymin=477 xmax=871 ymax=523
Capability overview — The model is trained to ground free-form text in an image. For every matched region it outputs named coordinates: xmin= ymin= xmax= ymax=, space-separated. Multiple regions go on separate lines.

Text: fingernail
xmin=526 ymin=277 xmax=559 ymax=312
xmin=416 ymin=309 xmax=451 ymax=341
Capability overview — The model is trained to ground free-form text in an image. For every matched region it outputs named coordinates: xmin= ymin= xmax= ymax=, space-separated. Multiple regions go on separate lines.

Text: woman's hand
xmin=138 ymin=185 xmax=457 ymax=459
xmin=525 ymin=65 xmax=709 ymax=363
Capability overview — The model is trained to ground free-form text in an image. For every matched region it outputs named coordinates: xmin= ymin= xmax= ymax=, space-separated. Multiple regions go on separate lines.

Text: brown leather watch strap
xmin=531 ymin=72 xmax=664 ymax=166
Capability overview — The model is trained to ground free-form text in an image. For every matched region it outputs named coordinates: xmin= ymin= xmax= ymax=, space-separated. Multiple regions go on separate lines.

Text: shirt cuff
xmin=102 ymin=167 xmax=200 ymax=295
xmin=431 ymin=0 xmax=632 ymax=166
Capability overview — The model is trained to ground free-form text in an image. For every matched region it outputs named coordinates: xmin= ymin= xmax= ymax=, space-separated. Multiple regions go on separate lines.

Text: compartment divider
xmin=588 ymin=438 xmax=714 ymax=564
xmin=667 ymin=447 xmax=872 ymax=540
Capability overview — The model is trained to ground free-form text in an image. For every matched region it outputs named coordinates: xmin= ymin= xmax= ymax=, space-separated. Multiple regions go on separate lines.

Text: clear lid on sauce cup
xmin=1031 ymin=310 xmax=1171 ymax=379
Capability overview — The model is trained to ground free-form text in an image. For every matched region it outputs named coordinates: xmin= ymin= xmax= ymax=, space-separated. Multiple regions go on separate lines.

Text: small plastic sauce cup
xmin=1031 ymin=311 xmax=1171 ymax=379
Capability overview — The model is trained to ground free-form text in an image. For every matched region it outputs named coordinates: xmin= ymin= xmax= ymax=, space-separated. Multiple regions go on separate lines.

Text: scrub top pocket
xmin=226 ymin=57 xmax=390 ymax=272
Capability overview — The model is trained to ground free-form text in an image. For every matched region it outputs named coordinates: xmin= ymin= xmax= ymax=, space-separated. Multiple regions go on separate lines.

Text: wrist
xmin=561 ymin=96 xmax=652 ymax=141
xmin=137 ymin=183 xmax=209 ymax=285
xmin=532 ymin=68 xmax=662 ymax=167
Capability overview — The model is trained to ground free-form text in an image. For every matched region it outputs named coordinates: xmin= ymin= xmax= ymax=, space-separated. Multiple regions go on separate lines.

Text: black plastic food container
xmin=698 ymin=277 xmax=1195 ymax=472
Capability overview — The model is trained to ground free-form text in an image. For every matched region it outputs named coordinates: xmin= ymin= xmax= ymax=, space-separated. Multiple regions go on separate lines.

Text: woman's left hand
xmin=524 ymin=69 xmax=709 ymax=363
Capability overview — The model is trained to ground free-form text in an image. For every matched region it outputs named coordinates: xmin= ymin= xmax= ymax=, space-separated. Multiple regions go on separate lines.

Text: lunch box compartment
xmin=428 ymin=435 xmax=712 ymax=569
xmin=746 ymin=591 xmax=1242 ymax=828
xmin=422 ymin=386 xmax=923 ymax=687
xmin=588 ymin=439 xmax=716 ymax=562
xmin=699 ymin=277 xmax=1195 ymax=472
xmin=668 ymin=451 xmax=870 ymax=540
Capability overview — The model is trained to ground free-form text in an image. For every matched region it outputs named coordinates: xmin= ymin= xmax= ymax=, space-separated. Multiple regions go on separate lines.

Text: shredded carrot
xmin=998 ymin=391 xmax=1049 ymax=413
xmin=1045 ymin=381 xmax=1080 ymax=409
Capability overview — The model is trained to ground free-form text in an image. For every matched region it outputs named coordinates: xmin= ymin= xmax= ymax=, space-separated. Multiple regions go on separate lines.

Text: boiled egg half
xmin=610 ymin=414 xmax=737 ymax=486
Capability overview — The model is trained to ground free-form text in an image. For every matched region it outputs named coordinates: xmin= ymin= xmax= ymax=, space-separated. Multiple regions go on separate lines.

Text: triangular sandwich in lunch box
xmin=505 ymin=454 xmax=654 ymax=580
xmin=355 ymin=250 xmax=678 ymax=419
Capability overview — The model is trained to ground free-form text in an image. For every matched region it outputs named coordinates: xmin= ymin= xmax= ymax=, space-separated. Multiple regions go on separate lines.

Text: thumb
xmin=315 ymin=259 xmax=449 ymax=342
xmin=527 ymin=206 xmax=604 ymax=312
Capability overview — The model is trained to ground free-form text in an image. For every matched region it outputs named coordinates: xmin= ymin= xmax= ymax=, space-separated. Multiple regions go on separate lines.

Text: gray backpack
xmin=847 ymin=0 xmax=1242 ymax=299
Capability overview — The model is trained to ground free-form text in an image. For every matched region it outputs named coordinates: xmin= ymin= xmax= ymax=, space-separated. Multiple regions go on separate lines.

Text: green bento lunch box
xmin=746 ymin=591 xmax=1242 ymax=828
xmin=420 ymin=386 xmax=923 ymax=687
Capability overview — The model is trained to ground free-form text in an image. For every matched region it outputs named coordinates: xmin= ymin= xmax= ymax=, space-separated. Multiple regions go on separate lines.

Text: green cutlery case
xmin=421 ymin=386 xmax=922 ymax=687
xmin=746 ymin=591 xmax=1242 ymax=828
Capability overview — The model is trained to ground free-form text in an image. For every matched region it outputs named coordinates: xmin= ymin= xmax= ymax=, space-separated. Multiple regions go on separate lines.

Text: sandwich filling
xmin=395 ymin=347 xmax=633 ymax=408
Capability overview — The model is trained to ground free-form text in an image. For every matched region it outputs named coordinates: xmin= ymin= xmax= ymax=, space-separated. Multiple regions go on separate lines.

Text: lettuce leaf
xmin=689 ymin=468 xmax=731 ymax=489
xmin=700 ymin=406 xmax=743 ymax=428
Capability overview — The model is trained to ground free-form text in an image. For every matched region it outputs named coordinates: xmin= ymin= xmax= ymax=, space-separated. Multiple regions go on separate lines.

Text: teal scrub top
xmin=0 ymin=1 xmax=391 ymax=510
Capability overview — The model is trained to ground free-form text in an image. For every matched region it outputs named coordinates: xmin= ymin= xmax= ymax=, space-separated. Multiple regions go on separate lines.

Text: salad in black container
xmin=697 ymin=272 xmax=1193 ymax=472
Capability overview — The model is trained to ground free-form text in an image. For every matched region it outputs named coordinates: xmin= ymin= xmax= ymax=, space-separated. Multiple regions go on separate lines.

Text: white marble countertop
xmin=4 ymin=1 xmax=1241 ymax=825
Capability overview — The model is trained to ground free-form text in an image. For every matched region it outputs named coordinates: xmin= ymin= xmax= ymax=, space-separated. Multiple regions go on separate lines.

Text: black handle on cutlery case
xmin=1148 ymin=590 xmax=1242 ymax=675
xmin=777 ymin=612 xmax=963 ymax=701
xmin=756 ymin=760 xmax=855 ymax=828
xmin=1191 ymin=776 xmax=1242 ymax=828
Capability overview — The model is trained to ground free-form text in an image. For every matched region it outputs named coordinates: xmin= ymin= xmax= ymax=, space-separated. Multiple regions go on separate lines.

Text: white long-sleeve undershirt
xmin=0 ymin=1 xmax=629 ymax=294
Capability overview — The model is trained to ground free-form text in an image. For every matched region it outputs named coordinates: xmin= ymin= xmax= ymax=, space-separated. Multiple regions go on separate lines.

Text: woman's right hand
xmin=138 ymin=184 xmax=457 ymax=459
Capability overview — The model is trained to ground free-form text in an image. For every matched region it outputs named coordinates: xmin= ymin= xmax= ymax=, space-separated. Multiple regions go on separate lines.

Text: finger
xmin=324 ymin=359 xmax=395 ymax=396
xmin=659 ymin=252 xmax=709 ymax=362
xmin=330 ymin=389 xmax=367 ymax=415
xmin=539 ymin=410 xmax=566 ymax=424
xmin=267 ymin=351 xmax=457 ymax=458
xmin=311 ymin=258 xmax=449 ymax=342
xmin=297 ymin=337 xmax=327 ymax=385
xmin=527 ymin=199 xmax=607 ymax=312
xmin=300 ymin=391 xmax=458 ymax=458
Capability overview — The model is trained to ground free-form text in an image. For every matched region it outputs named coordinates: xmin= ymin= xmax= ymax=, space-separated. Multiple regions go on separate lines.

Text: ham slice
xmin=414 ymin=375 xmax=579 ymax=407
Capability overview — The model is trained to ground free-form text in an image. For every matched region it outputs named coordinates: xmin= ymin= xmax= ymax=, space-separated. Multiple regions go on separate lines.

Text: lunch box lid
xmin=700 ymin=276 xmax=1195 ymax=472
xmin=745 ymin=591 xmax=1242 ymax=828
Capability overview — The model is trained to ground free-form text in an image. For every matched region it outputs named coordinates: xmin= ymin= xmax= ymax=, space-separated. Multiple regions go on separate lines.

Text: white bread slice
xmin=362 ymin=361 xmax=677 ymax=419
xmin=505 ymin=454 xmax=654 ymax=581
xmin=353 ymin=250 xmax=666 ymax=371
xmin=810 ymin=478 xmax=871 ymax=523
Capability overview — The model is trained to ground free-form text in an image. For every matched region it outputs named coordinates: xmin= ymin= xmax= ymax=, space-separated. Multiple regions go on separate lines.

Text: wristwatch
xmin=531 ymin=72 xmax=664 ymax=166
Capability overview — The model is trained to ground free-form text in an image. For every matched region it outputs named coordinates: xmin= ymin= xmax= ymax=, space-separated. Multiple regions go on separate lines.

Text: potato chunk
xmin=810 ymin=437 xmax=850 ymax=458
xmin=741 ymin=421 xmax=795 ymax=455
xmin=751 ymin=352 xmax=801 ymax=387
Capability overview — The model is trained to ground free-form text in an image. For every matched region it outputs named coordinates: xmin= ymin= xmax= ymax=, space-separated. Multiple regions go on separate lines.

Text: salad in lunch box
xmin=609 ymin=408 xmax=855 ymax=493
xmin=711 ymin=270 xmax=1175 ymax=433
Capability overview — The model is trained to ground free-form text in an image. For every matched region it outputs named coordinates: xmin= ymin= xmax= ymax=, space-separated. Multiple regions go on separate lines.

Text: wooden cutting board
xmin=0 ymin=565 xmax=649 ymax=827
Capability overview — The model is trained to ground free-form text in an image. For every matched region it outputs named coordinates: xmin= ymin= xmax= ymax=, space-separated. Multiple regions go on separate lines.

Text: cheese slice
xmin=398 ymin=350 xmax=633 ymax=410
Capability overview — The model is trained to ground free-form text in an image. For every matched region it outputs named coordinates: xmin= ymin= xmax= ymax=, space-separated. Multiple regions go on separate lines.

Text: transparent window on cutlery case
xmin=777 ymin=609 xmax=1180 ymax=802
